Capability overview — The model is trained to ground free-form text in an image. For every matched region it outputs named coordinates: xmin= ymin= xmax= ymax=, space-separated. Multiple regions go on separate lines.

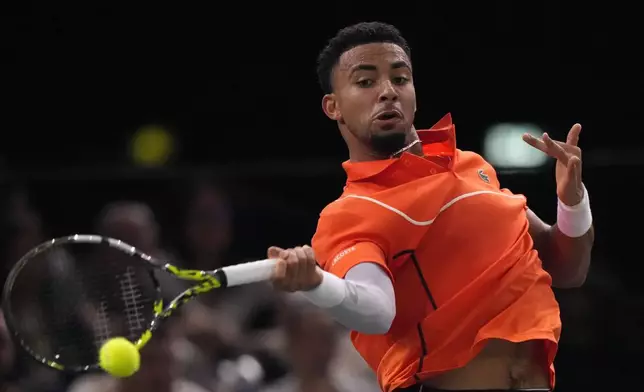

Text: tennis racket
xmin=1 ymin=234 xmax=277 ymax=373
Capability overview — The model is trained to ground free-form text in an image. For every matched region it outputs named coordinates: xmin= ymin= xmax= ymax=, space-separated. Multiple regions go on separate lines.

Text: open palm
xmin=522 ymin=123 xmax=584 ymax=206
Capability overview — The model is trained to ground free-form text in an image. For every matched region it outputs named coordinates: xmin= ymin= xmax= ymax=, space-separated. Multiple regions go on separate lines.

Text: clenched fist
xmin=268 ymin=245 xmax=323 ymax=292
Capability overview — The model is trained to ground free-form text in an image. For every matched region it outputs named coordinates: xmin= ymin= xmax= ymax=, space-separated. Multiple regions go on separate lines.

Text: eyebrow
xmin=349 ymin=61 xmax=411 ymax=76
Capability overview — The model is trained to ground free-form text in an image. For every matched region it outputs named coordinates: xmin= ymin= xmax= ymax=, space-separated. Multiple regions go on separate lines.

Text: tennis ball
xmin=130 ymin=125 xmax=173 ymax=167
xmin=98 ymin=337 xmax=140 ymax=378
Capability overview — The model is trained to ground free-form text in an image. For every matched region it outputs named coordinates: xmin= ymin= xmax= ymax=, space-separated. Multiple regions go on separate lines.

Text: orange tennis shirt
xmin=311 ymin=113 xmax=561 ymax=392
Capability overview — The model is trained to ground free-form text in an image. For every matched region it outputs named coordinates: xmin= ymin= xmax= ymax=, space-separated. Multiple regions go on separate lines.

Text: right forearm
xmin=300 ymin=264 xmax=396 ymax=334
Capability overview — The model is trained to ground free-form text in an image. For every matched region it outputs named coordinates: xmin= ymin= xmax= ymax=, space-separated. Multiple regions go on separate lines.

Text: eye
xmin=392 ymin=76 xmax=409 ymax=85
xmin=356 ymin=79 xmax=374 ymax=88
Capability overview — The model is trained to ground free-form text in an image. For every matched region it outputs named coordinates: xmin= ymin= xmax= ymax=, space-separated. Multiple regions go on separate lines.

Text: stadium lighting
xmin=482 ymin=123 xmax=548 ymax=169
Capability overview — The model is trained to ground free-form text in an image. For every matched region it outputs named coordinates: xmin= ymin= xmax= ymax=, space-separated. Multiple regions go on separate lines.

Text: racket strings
xmin=7 ymin=242 xmax=158 ymax=369
xmin=92 ymin=299 xmax=112 ymax=345
xmin=118 ymin=265 xmax=148 ymax=340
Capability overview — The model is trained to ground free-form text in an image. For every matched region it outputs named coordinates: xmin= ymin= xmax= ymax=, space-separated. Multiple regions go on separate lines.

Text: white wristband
xmin=557 ymin=183 xmax=592 ymax=238
xmin=300 ymin=269 xmax=347 ymax=308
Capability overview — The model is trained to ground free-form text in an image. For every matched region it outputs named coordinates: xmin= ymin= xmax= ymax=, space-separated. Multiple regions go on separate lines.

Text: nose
xmin=378 ymin=80 xmax=398 ymax=102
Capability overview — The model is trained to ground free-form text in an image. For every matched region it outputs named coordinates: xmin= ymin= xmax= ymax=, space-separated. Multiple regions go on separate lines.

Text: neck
xmin=348 ymin=130 xmax=422 ymax=162
xmin=390 ymin=138 xmax=422 ymax=158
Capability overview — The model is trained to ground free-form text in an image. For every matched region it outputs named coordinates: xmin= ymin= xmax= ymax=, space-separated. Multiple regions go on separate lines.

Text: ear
xmin=322 ymin=94 xmax=342 ymax=122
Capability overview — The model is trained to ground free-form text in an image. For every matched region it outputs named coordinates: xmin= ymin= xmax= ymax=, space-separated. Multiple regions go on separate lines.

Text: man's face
xmin=323 ymin=42 xmax=416 ymax=158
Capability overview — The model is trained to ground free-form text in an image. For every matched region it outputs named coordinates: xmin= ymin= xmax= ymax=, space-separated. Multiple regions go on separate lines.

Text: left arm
xmin=523 ymin=124 xmax=594 ymax=288
xmin=527 ymin=191 xmax=594 ymax=288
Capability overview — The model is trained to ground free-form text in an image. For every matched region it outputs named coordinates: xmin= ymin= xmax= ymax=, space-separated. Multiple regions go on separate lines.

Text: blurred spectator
xmin=260 ymin=300 xmax=379 ymax=392
xmin=95 ymin=201 xmax=164 ymax=256
xmin=0 ymin=310 xmax=22 ymax=392
xmin=94 ymin=200 xmax=187 ymax=299
xmin=1 ymin=189 xmax=44 ymax=284
xmin=329 ymin=332 xmax=380 ymax=392
xmin=183 ymin=180 xmax=233 ymax=271
xmin=171 ymin=180 xmax=287 ymax=391
xmin=0 ymin=190 xmax=69 ymax=392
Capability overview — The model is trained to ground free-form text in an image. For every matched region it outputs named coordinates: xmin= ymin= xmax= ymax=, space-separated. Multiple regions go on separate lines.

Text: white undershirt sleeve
xmin=299 ymin=262 xmax=396 ymax=335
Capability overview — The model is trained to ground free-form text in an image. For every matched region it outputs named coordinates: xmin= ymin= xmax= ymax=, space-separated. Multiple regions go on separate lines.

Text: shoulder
xmin=319 ymin=178 xmax=408 ymax=220
xmin=312 ymin=195 xmax=390 ymax=271
xmin=314 ymin=197 xmax=376 ymax=242
xmin=315 ymin=190 xmax=398 ymax=239
xmin=456 ymin=149 xmax=494 ymax=168
xmin=318 ymin=192 xmax=367 ymax=218
xmin=455 ymin=149 xmax=502 ymax=187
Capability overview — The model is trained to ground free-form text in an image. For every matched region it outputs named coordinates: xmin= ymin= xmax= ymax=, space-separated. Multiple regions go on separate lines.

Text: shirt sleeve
xmin=311 ymin=205 xmax=393 ymax=282
xmin=298 ymin=263 xmax=396 ymax=334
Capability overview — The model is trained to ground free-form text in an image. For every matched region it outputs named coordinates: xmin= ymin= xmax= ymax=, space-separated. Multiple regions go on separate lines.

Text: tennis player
xmin=269 ymin=22 xmax=594 ymax=392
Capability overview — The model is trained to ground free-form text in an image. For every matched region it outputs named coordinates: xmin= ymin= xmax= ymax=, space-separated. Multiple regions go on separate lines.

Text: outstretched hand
xmin=522 ymin=123 xmax=584 ymax=206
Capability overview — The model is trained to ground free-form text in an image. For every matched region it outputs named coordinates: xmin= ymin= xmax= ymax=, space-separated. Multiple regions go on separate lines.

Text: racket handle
xmin=218 ymin=258 xmax=278 ymax=287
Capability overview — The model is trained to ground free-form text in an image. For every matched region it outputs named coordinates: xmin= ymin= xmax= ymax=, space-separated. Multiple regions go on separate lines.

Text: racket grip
xmin=219 ymin=258 xmax=277 ymax=287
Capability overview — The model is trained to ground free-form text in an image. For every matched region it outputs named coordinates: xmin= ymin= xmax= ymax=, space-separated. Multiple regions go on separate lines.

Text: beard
xmin=369 ymin=130 xmax=409 ymax=158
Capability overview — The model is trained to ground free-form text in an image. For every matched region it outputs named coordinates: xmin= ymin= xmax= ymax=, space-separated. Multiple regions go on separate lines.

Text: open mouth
xmin=376 ymin=111 xmax=401 ymax=121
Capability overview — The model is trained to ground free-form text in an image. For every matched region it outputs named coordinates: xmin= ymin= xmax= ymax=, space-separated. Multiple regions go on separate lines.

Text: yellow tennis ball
xmin=130 ymin=125 xmax=173 ymax=166
xmin=98 ymin=337 xmax=140 ymax=378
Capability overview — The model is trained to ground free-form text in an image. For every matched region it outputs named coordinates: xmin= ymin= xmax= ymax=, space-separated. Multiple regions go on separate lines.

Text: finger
xmin=525 ymin=133 xmax=580 ymax=154
xmin=279 ymin=249 xmax=292 ymax=262
xmin=293 ymin=246 xmax=308 ymax=262
xmin=542 ymin=133 xmax=569 ymax=164
xmin=283 ymin=249 xmax=300 ymax=290
xmin=267 ymin=246 xmax=284 ymax=259
xmin=293 ymin=246 xmax=309 ymax=289
xmin=522 ymin=133 xmax=549 ymax=154
xmin=272 ymin=258 xmax=287 ymax=281
xmin=567 ymin=156 xmax=581 ymax=183
xmin=302 ymin=245 xmax=317 ymax=267
xmin=303 ymin=245 xmax=322 ymax=289
xmin=566 ymin=123 xmax=582 ymax=146
xmin=303 ymin=246 xmax=320 ymax=283
xmin=522 ymin=133 xmax=565 ymax=161
xmin=550 ymin=139 xmax=582 ymax=158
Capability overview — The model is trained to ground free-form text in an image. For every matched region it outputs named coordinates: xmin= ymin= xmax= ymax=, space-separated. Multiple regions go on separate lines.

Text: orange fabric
xmin=311 ymin=113 xmax=561 ymax=392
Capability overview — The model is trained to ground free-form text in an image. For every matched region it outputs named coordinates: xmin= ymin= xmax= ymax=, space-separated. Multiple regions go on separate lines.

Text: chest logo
xmin=477 ymin=169 xmax=490 ymax=183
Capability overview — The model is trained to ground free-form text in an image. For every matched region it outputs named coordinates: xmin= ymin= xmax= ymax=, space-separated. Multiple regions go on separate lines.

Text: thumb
xmin=267 ymin=246 xmax=284 ymax=259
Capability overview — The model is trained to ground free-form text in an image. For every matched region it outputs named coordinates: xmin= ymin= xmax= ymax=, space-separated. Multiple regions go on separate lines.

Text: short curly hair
xmin=316 ymin=22 xmax=412 ymax=94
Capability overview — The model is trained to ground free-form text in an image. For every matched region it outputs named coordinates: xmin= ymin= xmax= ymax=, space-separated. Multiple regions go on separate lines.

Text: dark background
xmin=1 ymin=2 xmax=643 ymax=390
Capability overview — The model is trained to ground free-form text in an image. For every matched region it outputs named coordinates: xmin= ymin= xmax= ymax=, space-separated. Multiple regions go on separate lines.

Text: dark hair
xmin=316 ymin=22 xmax=412 ymax=94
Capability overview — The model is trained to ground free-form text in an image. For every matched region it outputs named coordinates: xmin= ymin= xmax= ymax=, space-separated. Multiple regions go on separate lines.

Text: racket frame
xmin=1 ymin=234 xmax=242 ymax=373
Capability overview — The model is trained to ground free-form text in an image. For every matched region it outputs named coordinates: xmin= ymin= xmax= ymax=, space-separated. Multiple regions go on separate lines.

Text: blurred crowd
xmin=0 ymin=181 xmax=379 ymax=392
xmin=1 ymin=179 xmax=643 ymax=392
